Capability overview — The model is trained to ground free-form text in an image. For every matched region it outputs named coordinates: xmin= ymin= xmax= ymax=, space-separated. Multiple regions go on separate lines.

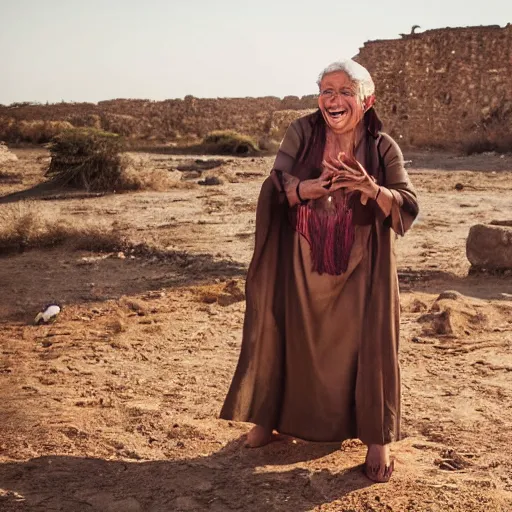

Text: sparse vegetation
xmin=44 ymin=129 xmax=188 ymax=192
xmin=0 ymin=202 xmax=125 ymax=254
xmin=0 ymin=119 xmax=74 ymax=144
xmin=45 ymin=128 xmax=128 ymax=191
xmin=201 ymin=130 xmax=259 ymax=155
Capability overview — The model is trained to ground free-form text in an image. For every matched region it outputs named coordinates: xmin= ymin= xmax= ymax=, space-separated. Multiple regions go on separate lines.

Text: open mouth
xmin=327 ymin=109 xmax=347 ymax=119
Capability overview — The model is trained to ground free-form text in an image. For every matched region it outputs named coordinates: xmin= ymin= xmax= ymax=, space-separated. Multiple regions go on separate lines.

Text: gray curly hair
xmin=317 ymin=59 xmax=375 ymax=101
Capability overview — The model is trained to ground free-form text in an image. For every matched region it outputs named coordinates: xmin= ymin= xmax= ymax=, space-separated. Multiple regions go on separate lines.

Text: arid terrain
xmin=0 ymin=147 xmax=511 ymax=512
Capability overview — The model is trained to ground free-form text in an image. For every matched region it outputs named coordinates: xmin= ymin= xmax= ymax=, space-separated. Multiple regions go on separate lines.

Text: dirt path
xmin=0 ymin=149 xmax=511 ymax=511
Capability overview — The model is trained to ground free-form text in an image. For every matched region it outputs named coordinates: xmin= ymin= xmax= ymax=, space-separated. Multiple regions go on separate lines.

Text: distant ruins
xmin=356 ymin=24 xmax=512 ymax=147
xmin=1 ymin=25 xmax=510 ymax=150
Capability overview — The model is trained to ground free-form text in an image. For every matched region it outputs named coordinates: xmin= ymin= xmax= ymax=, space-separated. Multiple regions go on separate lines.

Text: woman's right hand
xmin=298 ymin=168 xmax=337 ymax=201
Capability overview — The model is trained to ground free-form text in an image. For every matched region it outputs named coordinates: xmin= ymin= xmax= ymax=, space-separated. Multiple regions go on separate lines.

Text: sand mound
xmin=0 ymin=143 xmax=18 ymax=163
xmin=417 ymin=290 xmax=489 ymax=337
xmin=195 ymin=279 xmax=245 ymax=306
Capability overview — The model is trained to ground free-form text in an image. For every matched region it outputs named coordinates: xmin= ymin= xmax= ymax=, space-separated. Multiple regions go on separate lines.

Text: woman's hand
xmin=298 ymin=168 xmax=337 ymax=201
xmin=326 ymin=153 xmax=380 ymax=205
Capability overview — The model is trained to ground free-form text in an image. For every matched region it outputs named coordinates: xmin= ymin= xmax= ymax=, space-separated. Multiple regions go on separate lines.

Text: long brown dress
xmin=220 ymin=109 xmax=418 ymax=445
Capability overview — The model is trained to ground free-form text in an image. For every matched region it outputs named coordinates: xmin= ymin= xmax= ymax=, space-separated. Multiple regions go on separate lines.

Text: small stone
xmin=436 ymin=290 xmax=463 ymax=301
xmin=455 ymin=183 xmax=464 ymax=191
xmin=198 ymin=176 xmax=222 ymax=186
xmin=410 ymin=298 xmax=428 ymax=312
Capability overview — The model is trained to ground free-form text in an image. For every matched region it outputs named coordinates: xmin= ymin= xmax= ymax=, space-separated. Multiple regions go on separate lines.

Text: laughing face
xmin=318 ymin=71 xmax=364 ymax=134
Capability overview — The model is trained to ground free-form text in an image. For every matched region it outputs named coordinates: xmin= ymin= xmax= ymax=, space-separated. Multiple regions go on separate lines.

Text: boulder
xmin=466 ymin=223 xmax=512 ymax=270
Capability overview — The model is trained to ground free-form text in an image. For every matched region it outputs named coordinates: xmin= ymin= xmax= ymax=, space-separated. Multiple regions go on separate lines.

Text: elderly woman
xmin=220 ymin=59 xmax=418 ymax=483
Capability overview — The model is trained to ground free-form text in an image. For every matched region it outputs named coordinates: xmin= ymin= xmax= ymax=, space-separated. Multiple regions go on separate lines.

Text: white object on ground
xmin=34 ymin=304 xmax=61 ymax=325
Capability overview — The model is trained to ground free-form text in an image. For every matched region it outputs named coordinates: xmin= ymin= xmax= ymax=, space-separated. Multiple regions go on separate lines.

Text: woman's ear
xmin=363 ymin=95 xmax=376 ymax=112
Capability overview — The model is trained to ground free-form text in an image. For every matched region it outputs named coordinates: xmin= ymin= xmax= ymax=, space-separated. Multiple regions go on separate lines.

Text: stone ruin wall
xmin=1 ymin=25 xmax=510 ymax=149
xmin=0 ymin=96 xmax=317 ymax=143
xmin=355 ymin=24 xmax=512 ymax=148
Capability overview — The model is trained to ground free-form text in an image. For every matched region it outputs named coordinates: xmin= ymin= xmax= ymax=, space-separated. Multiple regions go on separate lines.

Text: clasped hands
xmin=298 ymin=152 xmax=380 ymax=205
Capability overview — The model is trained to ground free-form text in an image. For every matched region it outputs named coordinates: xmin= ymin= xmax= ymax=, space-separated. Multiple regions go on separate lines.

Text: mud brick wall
xmin=355 ymin=25 xmax=512 ymax=148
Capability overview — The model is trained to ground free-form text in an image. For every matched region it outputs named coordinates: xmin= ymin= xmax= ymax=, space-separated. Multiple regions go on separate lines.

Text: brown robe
xmin=220 ymin=109 xmax=418 ymax=445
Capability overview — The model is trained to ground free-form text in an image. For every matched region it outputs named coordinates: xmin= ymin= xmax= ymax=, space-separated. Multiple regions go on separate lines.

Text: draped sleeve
xmin=270 ymin=121 xmax=304 ymax=207
xmin=378 ymin=133 xmax=419 ymax=235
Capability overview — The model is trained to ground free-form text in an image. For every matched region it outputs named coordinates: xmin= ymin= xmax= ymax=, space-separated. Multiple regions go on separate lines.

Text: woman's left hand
xmin=324 ymin=153 xmax=379 ymax=205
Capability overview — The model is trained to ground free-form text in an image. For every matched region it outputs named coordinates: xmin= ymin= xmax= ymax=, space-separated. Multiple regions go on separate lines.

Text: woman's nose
xmin=327 ymin=94 xmax=342 ymax=105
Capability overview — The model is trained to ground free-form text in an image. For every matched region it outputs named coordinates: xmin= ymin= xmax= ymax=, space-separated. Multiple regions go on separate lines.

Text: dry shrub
xmin=0 ymin=202 xmax=125 ymax=254
xmin=121 ymin=154 xmax=194 ymax=191
xmin=46 ymin=128 xmax=128 ymax=191
xmin=201 ymin=130 xmax=259 ymax=155
xmin=0 ymin=119 xmax=74 ymax=144
xmin=45 ymin=130 xmax=188 ymax=192
xmin=19 ymin=120 xmax=75 ymax=144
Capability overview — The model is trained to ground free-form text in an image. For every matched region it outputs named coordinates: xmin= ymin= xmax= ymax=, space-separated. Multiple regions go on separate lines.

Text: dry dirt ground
xmin=0 ymin=148 xmax=511 ymax=512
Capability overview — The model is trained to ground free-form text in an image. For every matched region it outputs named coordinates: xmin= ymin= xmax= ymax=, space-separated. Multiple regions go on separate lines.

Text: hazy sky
xmin=1 ymin=0 xmax=510 ymax=104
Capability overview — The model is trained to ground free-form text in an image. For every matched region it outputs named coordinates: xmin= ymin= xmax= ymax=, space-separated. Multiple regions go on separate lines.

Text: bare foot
xmin=364 ymin=444 xmax=394 ymax=483
xmin=245 ymin=425 xmax=272 ymax=448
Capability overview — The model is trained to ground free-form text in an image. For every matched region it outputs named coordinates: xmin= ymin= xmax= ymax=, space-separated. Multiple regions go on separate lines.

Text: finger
xmin=330 ymin=181 xmax=358 ymax=192
xmin=356 ymin=161 xmax=366 ymax=173
xmin=322 ymin=160 xmax=338 ymax=172
xmin=333 ymin=174 xmax=365 ymax=184
xmin=338 ymin=152 xmax=358 ymax=166
xmin=324 ymin=160 xmax=344 ymax=175
xmin=338 ymin=161 xmax=362 ymax=175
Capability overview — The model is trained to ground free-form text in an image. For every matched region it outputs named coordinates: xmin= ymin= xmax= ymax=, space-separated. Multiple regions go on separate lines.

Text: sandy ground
xmin=0 ymin=148 xmax=511 ymax=512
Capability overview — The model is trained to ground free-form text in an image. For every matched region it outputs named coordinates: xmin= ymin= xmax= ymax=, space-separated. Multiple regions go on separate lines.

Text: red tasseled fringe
xmin=296 ymin=195 xmax=355 ymax=275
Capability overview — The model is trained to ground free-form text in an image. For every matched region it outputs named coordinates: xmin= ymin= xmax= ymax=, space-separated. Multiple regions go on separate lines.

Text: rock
xmin=454 ymin=183 xmax=464 ymax=191
xmin=177 ymin=159 xmax=223 ymax=172
xmin=410 ymin=298 xmax=428 ymax=313
xmin=198 ymin=176 xmax=222 ymax=186
xmin=436 ymin=290 xmax=463 ymax=301
xmin=490 ymin=220 xmax=512 ymax=227
xmin=182 ymin=170 xmax=202 ymax=180
xmin=466 ymin=224 xmax=512 ymax=270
